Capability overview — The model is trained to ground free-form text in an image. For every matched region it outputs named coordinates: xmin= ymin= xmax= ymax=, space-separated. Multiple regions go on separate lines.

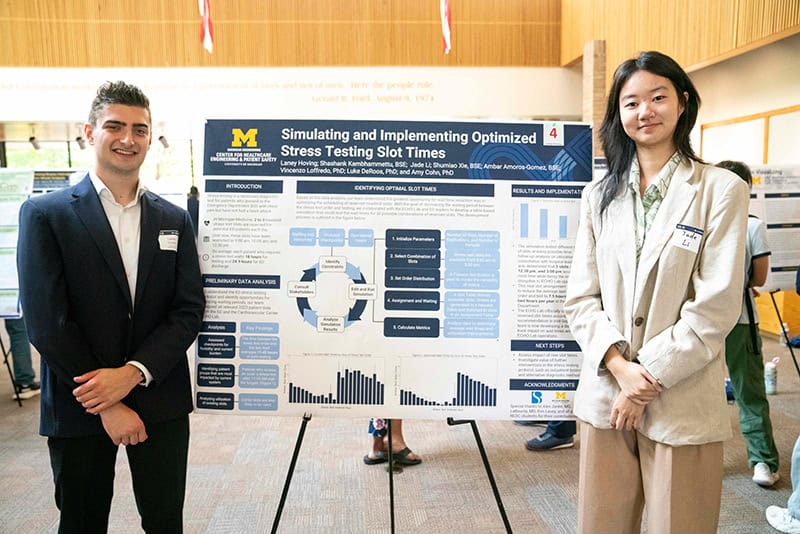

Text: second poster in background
xmin=196 ymin=119 xmax=592 ymax=420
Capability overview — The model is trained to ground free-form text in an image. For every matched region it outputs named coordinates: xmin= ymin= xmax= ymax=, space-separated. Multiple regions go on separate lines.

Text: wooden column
xmin=582 ymin=40 xmax=606 ymax=160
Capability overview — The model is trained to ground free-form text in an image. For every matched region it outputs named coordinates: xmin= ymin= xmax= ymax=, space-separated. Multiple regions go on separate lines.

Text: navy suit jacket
xmin=18 ymin=175 xmax=205 ymax=438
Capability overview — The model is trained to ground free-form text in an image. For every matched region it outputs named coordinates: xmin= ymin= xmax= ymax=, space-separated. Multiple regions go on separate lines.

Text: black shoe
xmin=526 ymin=432 xmax=575 ymax=451
xmin=13 ymin=381 xmax=40 ymax=400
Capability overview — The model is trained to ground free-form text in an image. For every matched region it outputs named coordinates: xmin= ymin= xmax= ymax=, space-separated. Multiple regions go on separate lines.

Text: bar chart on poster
xmin=287 ymin=358 xmax=386 ymax=405
xmin=518 ymin=203 xmax=578 ymax=240
xmin=195 ymin=118 xmax=592 ymax=420
xmin=399 ymin=374 xmax=498 ymax=407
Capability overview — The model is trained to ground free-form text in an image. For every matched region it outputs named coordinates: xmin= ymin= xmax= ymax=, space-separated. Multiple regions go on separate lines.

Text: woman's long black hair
xmin=597 ymin=51 xmax=703 ymax=216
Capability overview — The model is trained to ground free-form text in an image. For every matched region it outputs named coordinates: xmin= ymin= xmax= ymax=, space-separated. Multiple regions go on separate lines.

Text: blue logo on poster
xmin=531 ymin=391 xmax=543 ymax=404
xmin=231 ymin=128 xmax=258 ymax=148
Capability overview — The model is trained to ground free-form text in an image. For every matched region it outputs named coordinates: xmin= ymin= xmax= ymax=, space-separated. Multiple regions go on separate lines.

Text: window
xmin=2 ymin=139 xmax=193 ymax=203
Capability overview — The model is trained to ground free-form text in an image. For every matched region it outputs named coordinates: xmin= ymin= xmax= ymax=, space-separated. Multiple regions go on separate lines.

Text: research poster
xmin=0 ymin=169 xmax=34 ymax=318
xmin=196 ymin=119 xmax=592 ymax=420
xmin=750 ymin=166 xmax=800 ymax=293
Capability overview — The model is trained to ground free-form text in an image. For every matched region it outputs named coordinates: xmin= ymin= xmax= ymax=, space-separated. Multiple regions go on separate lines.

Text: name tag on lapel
xmin=671 ymin=223 xmax=703 ymax=254
xmin=158 ymin=230 xmax=179 ymax=251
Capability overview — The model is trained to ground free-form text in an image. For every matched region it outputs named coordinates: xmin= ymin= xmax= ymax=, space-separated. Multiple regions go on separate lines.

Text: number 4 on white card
xmin=543 ymin=122 xmax=564 ymax=146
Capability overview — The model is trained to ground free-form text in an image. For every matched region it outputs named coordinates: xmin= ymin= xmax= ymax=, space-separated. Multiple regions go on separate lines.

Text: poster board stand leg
xmin=447 ymin=418 xmax=512 ymax=533
xmin=0 ymin=336 xmax=22 ymax=407
xmin=386 ymin=418 xmax=397 ymax=534
xmin=271 ymin=412 xmax=312 ymax=534
xmin=769 ymin=290 xmax=800 ymax=380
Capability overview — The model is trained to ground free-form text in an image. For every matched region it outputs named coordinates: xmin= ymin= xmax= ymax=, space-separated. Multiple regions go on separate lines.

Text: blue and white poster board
xmin=196 ymin=119 xmax=592 ymax=420
xmin=0 ymin=169 xmax=34 ymax=318
xmin=749 ymin=165 xmax=800 ymax=292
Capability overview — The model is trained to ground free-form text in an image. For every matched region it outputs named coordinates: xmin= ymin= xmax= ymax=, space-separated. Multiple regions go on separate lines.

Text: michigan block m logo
xmin=555 ymin=391 xmax=567 ymax=400
xmin=231 ymin=128 xmax=258 ymax=147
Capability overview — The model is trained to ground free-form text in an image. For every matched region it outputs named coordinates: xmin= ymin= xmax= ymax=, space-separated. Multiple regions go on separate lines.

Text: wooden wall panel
xmin=3 ymin=0 xmax=795 ymax=69
xmin=736 ymin=0 xmax=800 ymax=46
xmin=561 ymin=0 xmax=798 ymax=81
xmin=0 ymin=0 xmax=561 ymax=67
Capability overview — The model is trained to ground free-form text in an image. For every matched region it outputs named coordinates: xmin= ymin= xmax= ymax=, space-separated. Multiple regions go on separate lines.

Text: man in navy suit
xmin=17 ymin=81 xmax=204 ymax=533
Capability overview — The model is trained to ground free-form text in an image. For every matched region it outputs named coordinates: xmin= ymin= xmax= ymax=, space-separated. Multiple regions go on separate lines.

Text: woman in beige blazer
xmin=564 ymin=51 xmax=750 ymax=534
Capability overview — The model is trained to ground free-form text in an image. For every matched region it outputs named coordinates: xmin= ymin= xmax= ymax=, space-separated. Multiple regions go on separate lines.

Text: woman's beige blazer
xmin=565 ymin=158 xmax=750 ymax=446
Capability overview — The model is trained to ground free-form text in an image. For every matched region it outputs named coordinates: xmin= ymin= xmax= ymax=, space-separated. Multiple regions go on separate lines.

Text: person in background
xmin=765 ymin=254 xmax=800 ymax=531
xmin=5 ymin=316 xmax=39 ymax=399
xmin=187 ymin=185 xmax=199 ymax=237
xmin=364 ymin=418 xmax=421 ymax=466
xmin=767 ymin=435 xmax=800 ymax=533
xmin=717 ymin=160 xmax=779 ymax=487
xmin=524 ymin=420 xmax=576 ymax=451
xmin=564 ymin=51 xmax=749 ymax=533
xmin=17 ymin=80 xmax=204 ymax=533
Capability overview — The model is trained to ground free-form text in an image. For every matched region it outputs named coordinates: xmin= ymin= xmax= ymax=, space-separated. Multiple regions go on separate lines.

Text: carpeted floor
xmin=1 ymin=335 xmax=798 ymax=533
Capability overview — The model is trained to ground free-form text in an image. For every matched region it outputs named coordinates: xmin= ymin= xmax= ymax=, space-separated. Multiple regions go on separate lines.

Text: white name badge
xmin=158 ymin=230 xmax=179 ymax=251
xmin=672 ymin=223 xmax=703 ymax=254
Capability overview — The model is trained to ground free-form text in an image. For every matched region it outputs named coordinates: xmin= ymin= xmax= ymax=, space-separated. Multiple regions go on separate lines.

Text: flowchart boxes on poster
xmin=196 ymin=392 xmax=234 ymax=410
xmin=319 ymin=256 xmax=347 ymax=272
xmin=239 ymin=336 xmax=280 ymax=360
xmin=239 ymin=394 xmax=279 ymax=411
xmin=318 ymin=228 xmax=346 ymax=247
xmin=197 ymin=364 xmax=235 ymax=387
xmin=287 ymin=281 xmax=315 ymax=297
xmin=384 ymin=290 xmax=441 ymax=311
xmin=348 ymin=283 xmax=377 ymax=300
xmin=197 ymin=335 xmax=236 ymax=358
xmin=289 ymin=227 xmax=316 ymax=246
xmin=318 ymin=316 xmax=345 ymax=333
xmin=239 ymin=364 xmax=280 ymax=388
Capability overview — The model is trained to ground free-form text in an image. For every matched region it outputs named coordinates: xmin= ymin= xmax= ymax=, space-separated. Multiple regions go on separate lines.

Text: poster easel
xmin=2 ymin=335 xmax=22 ymax=406
xmin=770 ymin=290 xmax=800 ymax=380
xmin=270 ymin=416 xmax=513 ymax=533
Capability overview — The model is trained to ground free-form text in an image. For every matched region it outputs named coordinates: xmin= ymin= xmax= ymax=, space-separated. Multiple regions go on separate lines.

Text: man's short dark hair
xmin=88 ymin=81 xmax=151 ymax=127
xmin=716 ymin=160 xmax=752 ymax=187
